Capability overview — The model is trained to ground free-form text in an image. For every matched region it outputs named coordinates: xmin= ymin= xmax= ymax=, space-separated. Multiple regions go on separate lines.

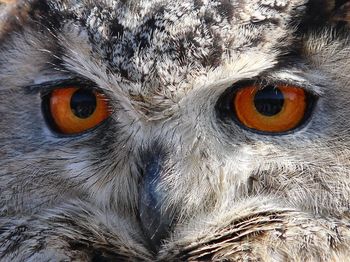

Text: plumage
xmin=1 ymin=0 xmax=350 ymax=261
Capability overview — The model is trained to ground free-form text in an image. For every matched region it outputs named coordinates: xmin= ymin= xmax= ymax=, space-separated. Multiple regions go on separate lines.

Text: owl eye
xmin=229 ymin=84 xmax=315 ymax=134
xmin=44 ymin=87 xmax=111 ymax=135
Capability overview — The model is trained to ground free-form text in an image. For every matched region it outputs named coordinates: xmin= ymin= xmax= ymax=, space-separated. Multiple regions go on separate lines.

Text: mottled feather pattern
xmin=37 ymin=0 xmax=306 ymax=116
xmin=1 ymin=0 xmax=350 ymax=261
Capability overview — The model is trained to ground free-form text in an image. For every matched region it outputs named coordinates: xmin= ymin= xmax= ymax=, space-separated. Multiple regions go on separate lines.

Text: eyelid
xmin=230 ymin=79 xmax=321 ymax=98
xmin=267 ymin=81 xmax=321 ymax=97
xmin=264 ymin=73 xmax=323 ymax=97
xmin=25 ymin=78 xmax=106 ymax=97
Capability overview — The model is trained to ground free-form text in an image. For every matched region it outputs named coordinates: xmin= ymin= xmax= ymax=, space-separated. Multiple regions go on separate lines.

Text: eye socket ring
xmin=42 ymin=86 xmax=111 ymax=135
xmin=216 ymin=81 xmax=316 ymax=135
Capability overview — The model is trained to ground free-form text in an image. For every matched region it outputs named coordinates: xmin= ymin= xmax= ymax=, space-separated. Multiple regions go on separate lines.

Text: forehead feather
xmin=49 ymin=0 xmax=306 ymax=82
xmin=0 ymin=0 xmax=307 ymax=118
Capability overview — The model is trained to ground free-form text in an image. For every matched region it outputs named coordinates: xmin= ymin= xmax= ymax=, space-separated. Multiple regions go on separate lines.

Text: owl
xmin=1 ymin=0 xmax=350 ymax=261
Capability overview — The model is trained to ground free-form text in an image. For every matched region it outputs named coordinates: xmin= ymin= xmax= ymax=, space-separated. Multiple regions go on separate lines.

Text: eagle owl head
xmin=1 ymin=0 xmax=350 ymax=261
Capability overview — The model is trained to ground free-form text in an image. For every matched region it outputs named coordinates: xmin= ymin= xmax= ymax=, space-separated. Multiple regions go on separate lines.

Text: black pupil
xmin=254 ymin=86 xmax=284 ymax=116
xmin=70 ymin=89 xmax=97 ymax=119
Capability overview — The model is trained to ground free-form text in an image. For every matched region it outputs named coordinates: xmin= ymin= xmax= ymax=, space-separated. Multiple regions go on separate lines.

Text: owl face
xmin=1 ymin=0 xmax=350 ymax=260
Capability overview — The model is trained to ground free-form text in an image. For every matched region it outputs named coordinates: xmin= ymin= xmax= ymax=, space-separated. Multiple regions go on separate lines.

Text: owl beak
xmin=138 ymin=153 xmax=173 ymax=253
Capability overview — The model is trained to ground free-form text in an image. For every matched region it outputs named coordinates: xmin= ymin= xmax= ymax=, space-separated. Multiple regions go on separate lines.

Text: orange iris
xmin=49 ymin=87 xmax=111 ymax=134
xmin=234 ymin=85 xmax=307 ymax=133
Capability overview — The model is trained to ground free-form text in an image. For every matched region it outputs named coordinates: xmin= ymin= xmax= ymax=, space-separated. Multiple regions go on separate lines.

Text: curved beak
xmin=138 ymin=151 xmax=174 ymax=253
